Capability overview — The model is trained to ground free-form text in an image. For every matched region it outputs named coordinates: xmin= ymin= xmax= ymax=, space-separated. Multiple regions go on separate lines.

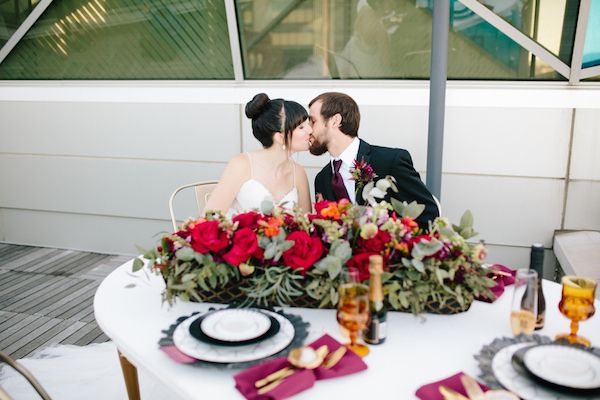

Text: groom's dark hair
xmin=309 ymin=92 xmax=360 ymax=137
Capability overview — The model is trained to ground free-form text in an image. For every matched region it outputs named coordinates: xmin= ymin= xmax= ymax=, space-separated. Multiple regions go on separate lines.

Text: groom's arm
xmin=389 ymin=149 xmax=439 ymax=229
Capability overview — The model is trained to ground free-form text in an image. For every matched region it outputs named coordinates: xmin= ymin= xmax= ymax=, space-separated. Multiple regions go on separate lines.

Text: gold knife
xmin=256 ymin=368 xmax=295 ymax=394
xmin=323 ymin=346 xmax=347 ymax=369
xmin=439 ymin=385 xmax=470 ymax=400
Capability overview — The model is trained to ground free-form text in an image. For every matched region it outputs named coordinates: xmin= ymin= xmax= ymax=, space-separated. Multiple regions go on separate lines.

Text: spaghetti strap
xmin=245 ymin=152 xmax=253 ymax=179
xmin=291 ymin=160 xmax=296 ymax=190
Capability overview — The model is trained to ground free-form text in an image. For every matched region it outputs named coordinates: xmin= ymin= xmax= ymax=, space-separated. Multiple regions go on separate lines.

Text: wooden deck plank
xmin=19 ymin=250 xmax=75 ymax=273
xmin=73 ymin=324 xmax=105 ymax=346
xmin=2 ymin=318 xmax=62 ymax=355
xmin=0 ymin=315 xmax=53 ymax=348
xmin=60 ymin=323 xmax=98 ymax=345
xmin=11 ymin=279 xmax=92 ymax=314
xmin=0 ymin=275 xmax=66 ymax=308
xmin=54 ymin=253 xmax=111 ymax=277
xmin=22 ymin=320 xmax=88 ymax=357
xmin=41 ymin=252 xmax=93 ymax=275
xmin=0 ymin=270 xmax=34 ymax=291
xmin=91 ymin=332 xmax=110 ymax=344
xmin=0 ymin=273 xmax=52 ymax=301
xmin=0 ymin=248 xmax=58 ymax=271
xmin=11 ymin=319 xmax=84 ymax=359
xmin=39 ymin=281 xmax=99 ymax=318
xmin=59 ymin=294 xmax=96 ymax=321
xmin=0 ymin=246 xmax=39 ymax=265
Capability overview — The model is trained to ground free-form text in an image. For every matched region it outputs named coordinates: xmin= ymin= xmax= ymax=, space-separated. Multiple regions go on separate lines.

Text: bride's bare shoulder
xmin=226 ymin=153 xmax=251 ymax=169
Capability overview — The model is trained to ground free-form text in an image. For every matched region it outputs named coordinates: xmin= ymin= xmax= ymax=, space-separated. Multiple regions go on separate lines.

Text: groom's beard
xmin=309 ymin=138 xmax=328 ymax=156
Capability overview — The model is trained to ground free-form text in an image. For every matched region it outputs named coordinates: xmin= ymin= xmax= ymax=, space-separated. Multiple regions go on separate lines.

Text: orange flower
xmin=260 ymin=217 xmax=283 ymax=237
xmin=394 ymin=242 xmax=409 ymax=254
xmin=321 ymin=203 xmax=342 ymax=219
xmin=401 ymin=217 xmax=418 ymax=231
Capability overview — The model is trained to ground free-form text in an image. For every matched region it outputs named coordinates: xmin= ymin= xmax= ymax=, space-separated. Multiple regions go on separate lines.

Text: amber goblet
xmin=555 ymin=276 xmax=597 ymax=346
xmin=336 ymin=270 xmax=369 ymax=357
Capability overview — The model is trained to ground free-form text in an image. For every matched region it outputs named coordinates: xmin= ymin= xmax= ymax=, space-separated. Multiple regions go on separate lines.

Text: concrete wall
xmin=1 ymin=82 xmax=599 ymax=277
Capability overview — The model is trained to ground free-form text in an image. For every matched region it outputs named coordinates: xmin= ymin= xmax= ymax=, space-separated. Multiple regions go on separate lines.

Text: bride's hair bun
xmin=245 ymin=93 xmax=271 ymax=119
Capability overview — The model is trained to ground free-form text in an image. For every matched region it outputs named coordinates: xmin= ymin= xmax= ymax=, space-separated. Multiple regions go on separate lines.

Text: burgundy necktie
xmin=332 ymin=159 xmax=350 ymax=201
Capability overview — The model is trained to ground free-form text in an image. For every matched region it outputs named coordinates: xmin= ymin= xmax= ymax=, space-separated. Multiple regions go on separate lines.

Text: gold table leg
xmin=118 ymin=350 xmax=141 ymax=400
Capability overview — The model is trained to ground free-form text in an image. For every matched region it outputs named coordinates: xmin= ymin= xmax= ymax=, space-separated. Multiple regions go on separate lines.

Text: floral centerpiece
xmin=135 ymin=178 xmax=496 ymax=314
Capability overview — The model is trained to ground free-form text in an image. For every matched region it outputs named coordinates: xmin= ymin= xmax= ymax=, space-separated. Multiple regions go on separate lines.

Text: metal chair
xmin=0 ymin=351 xmax=52 ymax=400
xmin=433 ymin=194 xmax=442 ymax=216
xmin=168 ymin=181 xmax=219 ymax=231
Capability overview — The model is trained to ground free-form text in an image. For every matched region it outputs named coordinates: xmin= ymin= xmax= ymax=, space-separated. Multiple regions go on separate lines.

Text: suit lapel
xmin=320 ymin=162 xmax=336 ymax=201
xmin=355 ymin=139 xmax=372 ymax=205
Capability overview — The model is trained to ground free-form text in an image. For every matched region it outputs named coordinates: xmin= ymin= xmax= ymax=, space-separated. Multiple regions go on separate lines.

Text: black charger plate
xmin=189 ymin=310 xmax=280 ymax=346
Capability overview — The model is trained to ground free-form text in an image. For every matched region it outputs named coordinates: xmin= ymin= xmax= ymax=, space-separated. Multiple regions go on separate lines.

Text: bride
xmin=204 ymin=93 xmax=313 ymax=215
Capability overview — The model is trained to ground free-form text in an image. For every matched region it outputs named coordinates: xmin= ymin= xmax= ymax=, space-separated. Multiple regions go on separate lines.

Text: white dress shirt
xmin=330 ymin=137 xmax=360 ymax=203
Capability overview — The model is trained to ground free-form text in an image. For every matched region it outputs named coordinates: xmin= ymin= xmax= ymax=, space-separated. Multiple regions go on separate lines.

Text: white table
xmin=94 ymin=260 xmax=600 ymax=400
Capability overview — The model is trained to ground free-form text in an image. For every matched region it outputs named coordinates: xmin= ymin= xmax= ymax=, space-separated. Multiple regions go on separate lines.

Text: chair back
xmin=168 ymin=181 xmax=219 ymax=231
xmin=0 ymin=351 xmax=52 ymax=400
xmin=432 ymin=194 xmax=442 ymax=216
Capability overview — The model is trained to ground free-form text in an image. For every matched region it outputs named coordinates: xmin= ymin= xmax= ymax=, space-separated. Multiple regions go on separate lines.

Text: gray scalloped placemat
xmin=158 ymin=306 xmax=310 ymax=369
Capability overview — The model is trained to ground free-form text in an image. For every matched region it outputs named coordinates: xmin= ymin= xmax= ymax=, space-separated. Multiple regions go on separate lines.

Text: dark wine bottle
xmin=363 ymin=255 xmax=387 ymax=344
xmin=530 ymin=243 xmax=546 ymax=330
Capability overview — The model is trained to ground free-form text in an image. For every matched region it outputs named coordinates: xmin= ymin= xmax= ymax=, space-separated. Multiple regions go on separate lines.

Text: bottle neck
xmin=369 ymin=273 xmax=383 ymax=302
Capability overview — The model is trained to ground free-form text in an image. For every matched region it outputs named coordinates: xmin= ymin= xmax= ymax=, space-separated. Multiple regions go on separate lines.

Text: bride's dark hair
xmin=245 ymin=93 xmax=308 ymax=149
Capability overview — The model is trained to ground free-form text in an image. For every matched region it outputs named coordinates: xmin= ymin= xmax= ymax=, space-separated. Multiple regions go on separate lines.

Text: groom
xmin=309 ymin=92 xmax=439 ymax=229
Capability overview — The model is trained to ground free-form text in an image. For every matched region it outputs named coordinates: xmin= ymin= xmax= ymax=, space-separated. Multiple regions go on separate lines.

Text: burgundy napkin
xmin=477 ymin=264 xmax=516 ymax=303
xmin=415 ymin=372 xmax=489 ymax=400
xmin=234 ymin=334 xmax=368 ymax=400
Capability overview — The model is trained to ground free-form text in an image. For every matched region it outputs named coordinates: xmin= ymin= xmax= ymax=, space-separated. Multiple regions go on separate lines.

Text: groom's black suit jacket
xmin=314 ymin=139 xmax=439 ymax=229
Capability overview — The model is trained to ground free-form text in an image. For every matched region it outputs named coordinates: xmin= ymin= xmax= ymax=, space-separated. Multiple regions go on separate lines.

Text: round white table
xmin=94 ymin=260 xmax=600 ymax=399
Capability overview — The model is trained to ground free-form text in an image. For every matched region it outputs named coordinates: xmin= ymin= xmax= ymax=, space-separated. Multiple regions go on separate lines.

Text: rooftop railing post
xmin=426 ymin=0 xmax=450 ymax=200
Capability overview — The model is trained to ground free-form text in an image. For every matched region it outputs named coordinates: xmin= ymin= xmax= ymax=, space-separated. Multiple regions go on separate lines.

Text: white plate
xmin=173 ymin=309 xmax=295 ymax=363
xmin=200 ymin=309 xmax=271 ymax=342
xmin=492 ymin=343 xmax=598 ymax=400
xmin=523 ymin=345 xmax=600 ymax=390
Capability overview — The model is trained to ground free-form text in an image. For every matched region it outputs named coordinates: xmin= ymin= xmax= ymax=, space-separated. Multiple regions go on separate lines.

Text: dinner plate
xmin=492 ymin=343 xmax=599 ymax=400
xmin=200 ymin=309 xmax=271 ymax=342
xmin=173 ymin=309 xmax=295 ymax=363
xmin=521 ymin=344 xmax=600 ymax=393
xmin=189 ymin=312 xmax=280 ymax=346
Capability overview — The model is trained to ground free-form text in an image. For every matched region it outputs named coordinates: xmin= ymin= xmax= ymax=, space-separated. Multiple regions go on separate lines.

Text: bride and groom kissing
xmin=204 ymin=91 xmax=439 ymax=229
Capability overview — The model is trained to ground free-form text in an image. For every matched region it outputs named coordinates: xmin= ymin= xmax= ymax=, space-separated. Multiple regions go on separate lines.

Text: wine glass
xmin=510 ymin=269 xmax=538 ymax=336
xmin=555 ymin=276 xmax=597 ymax=346
xmin=336 ymin=270 xmax=369 ymax=357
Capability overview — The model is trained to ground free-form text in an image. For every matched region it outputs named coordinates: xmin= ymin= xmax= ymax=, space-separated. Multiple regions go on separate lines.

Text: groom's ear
xmin=329 ymin=113 xmax=342 ymax=129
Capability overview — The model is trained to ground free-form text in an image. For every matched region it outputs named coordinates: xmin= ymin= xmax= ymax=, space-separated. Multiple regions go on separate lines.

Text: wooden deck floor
xmin=0 ymin=243 xmax=130 ymax=359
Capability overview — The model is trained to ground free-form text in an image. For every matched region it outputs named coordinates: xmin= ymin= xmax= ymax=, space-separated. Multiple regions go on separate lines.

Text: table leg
xmin=118 ymin=350 xmax=141 ymax=400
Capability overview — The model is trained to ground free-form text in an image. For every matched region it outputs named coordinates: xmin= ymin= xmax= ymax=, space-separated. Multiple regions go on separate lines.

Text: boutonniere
xmin=350 ymin=157 xmax=378 ymax=193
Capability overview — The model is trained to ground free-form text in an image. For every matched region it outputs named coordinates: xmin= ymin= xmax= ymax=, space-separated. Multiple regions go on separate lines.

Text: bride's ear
xmin=274 ymin=131 xmax=285 ymax=145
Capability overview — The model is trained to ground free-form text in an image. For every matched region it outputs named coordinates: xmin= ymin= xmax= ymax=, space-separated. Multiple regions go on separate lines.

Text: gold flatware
xmin=323 ymin=346 xmax=347 ymax=369
xmin=254 ymin=345 xmax=329 ymax=390
xmin=439 ymin=385 xmax=470 ymax=400
xmin=460 ymin=374 xmax=485 ymax=400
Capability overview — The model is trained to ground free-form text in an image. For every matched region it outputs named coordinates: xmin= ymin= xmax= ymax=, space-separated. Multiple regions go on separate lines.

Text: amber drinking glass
xmin=556 ymin=276 xmax=597 ymax=346
xmin=510 ymin=269 xmax=538 ymax=336
xmin=336 ymin=270 xmax=369 ymax=357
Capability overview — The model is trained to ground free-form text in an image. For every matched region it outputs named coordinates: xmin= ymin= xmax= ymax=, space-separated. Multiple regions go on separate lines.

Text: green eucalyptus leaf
xmin=460 ymin=210 xmax=474 ymax=230
xmin=260 ymin=200 xmax=274 ymax=214
xmin=132 ymin=258 xmax=144 ymax=272
xmin=175 ymin=247 xmax=195 ymax=262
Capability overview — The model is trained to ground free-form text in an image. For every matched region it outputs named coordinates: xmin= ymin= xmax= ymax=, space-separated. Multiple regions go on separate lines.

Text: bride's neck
xmin=261 ymin=145 xmax=290 ymax=167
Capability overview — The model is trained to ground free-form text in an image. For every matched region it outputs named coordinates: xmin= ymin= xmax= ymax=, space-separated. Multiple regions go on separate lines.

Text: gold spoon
xmin=255 ymin=345 xmax=329 ymax=393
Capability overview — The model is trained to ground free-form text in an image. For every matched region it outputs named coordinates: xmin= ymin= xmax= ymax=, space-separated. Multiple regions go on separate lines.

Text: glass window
xmin=236 ymin=0 xmax=565 ymax=80
xmin=0 ymin=0 xmax=41 ymax=48
xmin=583 ymin=0 xmax=600 ymax=68
xmin=0 ymin=0 xmax=233 ymax=79
xmin=451 ymin=0 xmax=577 ymax=65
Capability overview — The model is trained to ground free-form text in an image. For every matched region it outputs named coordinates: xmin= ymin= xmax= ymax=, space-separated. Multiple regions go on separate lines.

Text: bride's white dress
xmin=228 ymin=153 xmax=298 ymax=216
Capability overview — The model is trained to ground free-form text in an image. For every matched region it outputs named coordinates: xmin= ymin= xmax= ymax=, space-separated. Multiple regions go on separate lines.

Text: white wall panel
xmin=0 ymin=208 xmax=169 ymax=255
xmin=564 ymin=181 xmax=600 ymax=230
xmin=444 ymin=107 xmax=572 ymax=177
xmin=570 ymin=109 xmax=600 ymax=180
xmin=0 ymin=102 xmax=241 ymax=162
xmin=441 ymin=174 xmax=564 ymax=247
xmin=0 ymin=154 xmax=225 ymax=220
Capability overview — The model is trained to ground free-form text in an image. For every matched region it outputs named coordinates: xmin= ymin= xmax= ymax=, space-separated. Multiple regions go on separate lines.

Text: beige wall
xmin=1 ymin=84 xmax=599 ymax=277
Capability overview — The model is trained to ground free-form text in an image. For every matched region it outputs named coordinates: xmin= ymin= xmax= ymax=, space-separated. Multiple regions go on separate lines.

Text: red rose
xmin=233 ymin=211 xmax=261 ymax=230
xmin=253 ymin=246 xmax=265 ymax=260
xmin=282 ymin=231 xmax=324 ymax=274
xmin=190 ymin=220 xmax=229 ymax=254
xmin=223 ymin=228 xmax=258 ymax=266
xmin=356 ymin=230 xmax=391 ymax=254
xmin=346 ymin=252 xmax=378 ymax=282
